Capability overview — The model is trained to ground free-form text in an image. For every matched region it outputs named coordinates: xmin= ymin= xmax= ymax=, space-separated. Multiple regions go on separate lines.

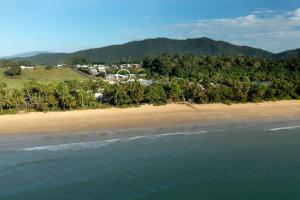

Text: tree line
xmin=0 ymin=55 xmax=299 ymax=114
xmin=0 ymin=60 xmax=35 ymax=76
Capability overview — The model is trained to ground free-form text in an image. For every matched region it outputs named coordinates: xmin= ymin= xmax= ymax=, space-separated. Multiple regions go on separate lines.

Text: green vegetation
xmin=0 ymin=67 xmax=86 ymax=89
xmin=4 ymin=66 xmax=22 ymax=76
xmin=10 ymin=38 xmax=300 ymax=66
xmin=65 ymin=55 xmax=90 ymax=65
xmin=6 ymin=38 xmax=300 ymax=66
xmin=276 ymin=49 xmax=300 ymax=59
xmin=0 ymin=54 xmax=299 ymax=114
xmin=11 ymin=38 xmax=276 ymax=65
xmin=143 ymin=54 xmax=300 ymax=102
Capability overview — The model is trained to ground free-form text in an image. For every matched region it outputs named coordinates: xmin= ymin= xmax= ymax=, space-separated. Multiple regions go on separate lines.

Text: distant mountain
xmin=4 ymin=51 xmax=51 ymax=59
xmin=11 ymin=38 xmax=276 ymax=65
xmin=275 ymin=48 xmax=300 ymax=59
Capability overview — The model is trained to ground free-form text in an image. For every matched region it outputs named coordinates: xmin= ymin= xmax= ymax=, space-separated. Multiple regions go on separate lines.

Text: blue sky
xmin=0 ymin=0 xmax=300 ymax=56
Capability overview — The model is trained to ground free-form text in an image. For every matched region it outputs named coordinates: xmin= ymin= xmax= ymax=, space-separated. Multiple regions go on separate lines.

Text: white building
xmin=88 ymin=67 xmax=98 ymax=75
xmin=138 ymin=79 xmax=153 ymax=86
xmin=94 ymin=93 xmax=103 ymax=101
xmin=76 ymin=64 xmax=89 ymax=69
xmin=115 ymin=74 xmax=129 ymax=79
xmin=131 ymin=64 xmax=142 ymax=69
xmin=97 ymin=65 xmax=107 ymax=73
xmin=20 ymin=66 xmax=34 ymax=70
xmin=110 ymin=63 xmax=142 ymax=69
xmin=105 ymin=74 xmax=115 ymax=80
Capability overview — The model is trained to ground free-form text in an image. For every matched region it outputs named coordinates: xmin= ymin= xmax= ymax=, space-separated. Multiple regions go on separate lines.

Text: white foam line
xmin=214 ymin=130 xmax=226 ymax=132
xmin=19 ymin=130 xmax=208 ymax=152
xmin=269 ymin=126 xmax=300 ymax=131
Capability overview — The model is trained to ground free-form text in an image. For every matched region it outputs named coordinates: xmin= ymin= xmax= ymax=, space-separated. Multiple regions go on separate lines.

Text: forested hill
xmin=275 ymin=49 xmax=300 ymax=59
xmin=13 ymin=38 xmax=275 ymax=65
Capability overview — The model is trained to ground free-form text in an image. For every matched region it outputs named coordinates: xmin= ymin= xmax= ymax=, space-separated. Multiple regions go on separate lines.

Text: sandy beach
xmin=0 ymin=100 xmax=299 ymax=135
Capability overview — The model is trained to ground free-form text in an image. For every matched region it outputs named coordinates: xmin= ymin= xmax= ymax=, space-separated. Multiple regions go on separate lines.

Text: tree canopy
xmin=0 ymin=55 xmax=299 ymax=114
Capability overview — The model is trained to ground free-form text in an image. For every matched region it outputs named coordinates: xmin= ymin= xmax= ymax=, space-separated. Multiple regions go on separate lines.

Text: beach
xmin=0 ymin=100 xmax=299 ymax=135
xmin=1 ymin=100 xmax=300 ymax=199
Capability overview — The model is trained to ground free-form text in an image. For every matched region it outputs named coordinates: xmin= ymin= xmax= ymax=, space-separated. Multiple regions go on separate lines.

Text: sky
xmin=0 ymin=0 xmax=300 ymax=56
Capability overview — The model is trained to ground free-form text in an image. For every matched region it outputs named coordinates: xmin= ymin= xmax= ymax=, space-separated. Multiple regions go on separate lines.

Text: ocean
xmin=0 ymin=120 xmax=300 ymax=200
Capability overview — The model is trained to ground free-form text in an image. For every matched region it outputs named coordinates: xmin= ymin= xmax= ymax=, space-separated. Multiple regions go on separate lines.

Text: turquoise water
xmin=0 ymin=120 xmax=300 ymax=200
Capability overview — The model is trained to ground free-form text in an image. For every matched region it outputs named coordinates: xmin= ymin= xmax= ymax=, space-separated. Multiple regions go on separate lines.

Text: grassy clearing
xmin=0 ymin=67 xmax=87 ymax=89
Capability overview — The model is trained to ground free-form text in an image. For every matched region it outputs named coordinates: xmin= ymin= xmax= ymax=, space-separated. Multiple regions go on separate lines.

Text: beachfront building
xmin=20 ymin=66 xmax=35 ymax=70
xmin=76 ymin=64 xmax=89 ymax=69
xmin=75 ymin=64 xmax=108 ymax=76
xmin=110 ymin=63 xmax=142 ymax=70
xmin=105 ymin=74 xmax=115 ymax=81
xmin=96 ymin=65 xmax=107 ymax=74
xmin=57 ymin=64 xmax=65 ymax=68
xmin=131 ymin=64 xmax=142 ymax=69
xmin=88 ymin=67 xmax=98 ymax=76
xmin=138 ymin=79 xmax=153 ymax=86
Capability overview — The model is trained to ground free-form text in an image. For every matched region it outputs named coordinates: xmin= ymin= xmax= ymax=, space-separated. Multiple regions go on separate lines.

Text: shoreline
xmin=0 ymin=100 xmax=299 ymax=135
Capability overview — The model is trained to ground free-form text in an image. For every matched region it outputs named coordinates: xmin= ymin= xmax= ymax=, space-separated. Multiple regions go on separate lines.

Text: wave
xmin=18 ymin=130 xmax=208 ymax=152
xmin=269 ymin=125 xmax=300 ymax=132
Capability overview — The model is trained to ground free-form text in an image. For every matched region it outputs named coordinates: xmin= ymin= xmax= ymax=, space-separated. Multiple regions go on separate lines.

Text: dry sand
xmin=0 ymin=101 xmax=299 ymax=135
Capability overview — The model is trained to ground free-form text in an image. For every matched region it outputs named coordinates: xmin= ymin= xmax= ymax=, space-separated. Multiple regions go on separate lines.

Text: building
xmin=96 ymin=65 xmax=107 ymax=73
xmin=105 ymin=74 xmax=115 ymax=80
xmin=94 ymin=93 xmax=103 ymax=101
xmin=76 ymin=64 xmax=89 ymax=69
xmin=110 ymin=63 xmax=142 ymax=69
xmin=115 ymin=74 xmax=129 ymax=79
xmin=138 ymin=79 xmax=153 ymax=86
xmin=253 ymin=80 xmax=273 ymax=86
xmin=20 ymin=66 xmax=34 ymax=70
xmin=88 ymin=67 xmax=98 ymax=76
xmin=131 ymin=64 xmax=142 ymax=69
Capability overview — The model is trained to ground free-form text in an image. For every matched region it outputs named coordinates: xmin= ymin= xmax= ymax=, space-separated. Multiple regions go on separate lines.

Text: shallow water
xmin=0 ymin=120 xmax=300 ymax=200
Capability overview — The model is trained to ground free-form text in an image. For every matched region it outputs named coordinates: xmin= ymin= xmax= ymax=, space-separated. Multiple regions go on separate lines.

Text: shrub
xmin=4 ymin=66 xmax=22 ymax=76
xmin=45 ymin=65 xmax=54 ymax=70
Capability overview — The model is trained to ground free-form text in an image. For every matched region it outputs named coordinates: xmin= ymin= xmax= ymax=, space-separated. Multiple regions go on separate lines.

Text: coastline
xmin=0 ymin=100 xmax=299 ymax=135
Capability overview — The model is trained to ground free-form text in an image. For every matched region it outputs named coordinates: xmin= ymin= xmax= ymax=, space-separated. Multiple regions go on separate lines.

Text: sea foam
xmin=269 ymin=126 xmax=300 ymax=131
xmin=19 ymin=130 xmax=208 ymax=152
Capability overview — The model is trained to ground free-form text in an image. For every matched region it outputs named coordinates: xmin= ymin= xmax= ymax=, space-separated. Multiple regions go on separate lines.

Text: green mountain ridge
xmin=275 ymin=48 xmax=300 ymax=59
xmin=9 ymin=38 xmax=300 ymax=65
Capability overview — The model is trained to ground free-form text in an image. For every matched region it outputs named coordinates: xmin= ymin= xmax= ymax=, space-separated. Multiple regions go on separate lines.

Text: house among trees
xmin=94 ymin=92 xmax=103 ymax=101
xmin=20 ymin=66 xmax=34 ymax=70
xmin=89 ymin=67 xmax=98 ymax=76
xmin=57 ymin=64 xmax=65 ymax=68
xmin=76 ymin=64 xmax=89 ymax=69
xmin=95 ymin=65 xmax=107 ymax=73
xmin=105 ymin=74 xmax=115 ymax=80
xmin=138 ymin=79 xmax=153 ymax=86
xmin=111 ymin=63 xmax=142 ymax=69
xmin=253 ymin=80 xmax=273 ymax=86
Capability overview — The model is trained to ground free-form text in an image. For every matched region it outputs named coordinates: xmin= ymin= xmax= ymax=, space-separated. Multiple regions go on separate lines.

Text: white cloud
xmin=291 ymin=8 xmax=300 ymax=21
xmin=252 ymin=9 xmax=276 ymax=15
xmin=162 ymin=8 xmax=300 ymax=53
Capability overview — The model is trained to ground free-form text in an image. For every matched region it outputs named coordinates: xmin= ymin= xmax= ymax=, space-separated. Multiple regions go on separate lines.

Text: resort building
xmin=20 ymin=66 xmax=34 ymax=70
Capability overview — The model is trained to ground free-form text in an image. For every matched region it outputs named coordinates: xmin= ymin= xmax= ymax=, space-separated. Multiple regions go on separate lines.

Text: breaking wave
xmin=269 ymin=126 xmax=300 ymax=132
xmin=19 ymin=130 xmax=208 ymax=152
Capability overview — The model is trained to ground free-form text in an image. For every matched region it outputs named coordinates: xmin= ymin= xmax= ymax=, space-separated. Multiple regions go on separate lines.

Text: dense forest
xmin=8 ymin=38 xmax=300 ymax=66
xmin=9 ymin=37 xmax=294 ymax=65
xmin=0 ymin=55 xmax=299 ymax=114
